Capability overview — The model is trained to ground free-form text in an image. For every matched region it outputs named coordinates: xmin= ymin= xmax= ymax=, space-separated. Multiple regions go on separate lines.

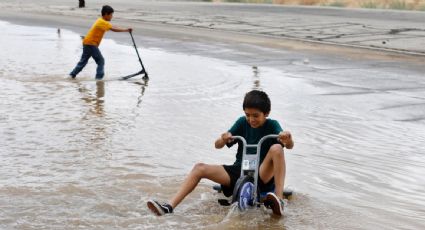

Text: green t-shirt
xmin=227 ymin=116 xmax=283 ymax=166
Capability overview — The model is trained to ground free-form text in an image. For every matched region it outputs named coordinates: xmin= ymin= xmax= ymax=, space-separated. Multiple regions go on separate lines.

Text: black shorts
xmin=221 ymin=164 xmax=275 ymax=197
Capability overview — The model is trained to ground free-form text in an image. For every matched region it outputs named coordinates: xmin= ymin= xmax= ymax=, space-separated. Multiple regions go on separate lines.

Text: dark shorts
xmin=221 ymin=164 xmax=275 ymax=197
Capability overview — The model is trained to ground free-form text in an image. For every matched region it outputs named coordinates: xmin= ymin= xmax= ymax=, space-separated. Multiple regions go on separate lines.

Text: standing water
xmin=0 ymin=20 xmax=424 ymax=229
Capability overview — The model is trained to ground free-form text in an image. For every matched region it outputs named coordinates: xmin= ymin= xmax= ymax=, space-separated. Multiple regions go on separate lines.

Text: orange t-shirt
xmin=83 ymin=18 xmax=112 ymax=46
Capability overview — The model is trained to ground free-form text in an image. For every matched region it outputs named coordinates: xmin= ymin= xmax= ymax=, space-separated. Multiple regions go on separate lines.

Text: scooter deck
xmin=121 ymin=70 xmax=147 ymax=80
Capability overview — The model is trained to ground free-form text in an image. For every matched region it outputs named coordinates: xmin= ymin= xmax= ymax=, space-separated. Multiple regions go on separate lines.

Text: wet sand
xmin=1 ymin=1 xmax=425 ymax=229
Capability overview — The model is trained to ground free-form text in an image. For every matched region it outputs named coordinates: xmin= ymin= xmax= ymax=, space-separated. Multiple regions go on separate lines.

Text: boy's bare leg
xmin=169 ymin=164 xmax=231 ymax=208
xmin=259 ymin=144 xmax=286 ymax=199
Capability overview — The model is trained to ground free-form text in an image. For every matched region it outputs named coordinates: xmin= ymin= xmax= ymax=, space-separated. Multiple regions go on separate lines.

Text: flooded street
xmin=0 ymin=20 xmax=424 ymax=229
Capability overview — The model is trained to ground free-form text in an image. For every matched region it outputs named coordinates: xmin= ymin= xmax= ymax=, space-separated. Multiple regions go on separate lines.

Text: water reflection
xmin=78 ymin=80 xmax=105 ymax=117
xmin=252 ymin=66 xmax=261 ymax=90
xmin=76 ymin=80 xmax=108 ymax=151
xmin=94 ymin=81 xmax=105 ymax=116
xmin=132 ymin=77 xmax=149 ymax=108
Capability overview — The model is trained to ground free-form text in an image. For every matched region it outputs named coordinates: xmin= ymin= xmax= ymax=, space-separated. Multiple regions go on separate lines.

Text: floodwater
xmin=1 ymin=20 xmax=424 ymax=229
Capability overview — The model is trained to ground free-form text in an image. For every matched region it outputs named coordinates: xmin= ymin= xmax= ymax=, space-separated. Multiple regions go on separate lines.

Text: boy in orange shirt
xmin=70 ymin=5 xmax=132 ymax=80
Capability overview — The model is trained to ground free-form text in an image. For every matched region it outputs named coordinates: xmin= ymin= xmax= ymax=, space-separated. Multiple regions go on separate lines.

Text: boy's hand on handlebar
xmin=215 ymin=132 xmax=233 ymax=149
xmin=221 ymin=132 xmax=233 ymax=143
xmin=278 ymin=131 xmax=293 ymax=147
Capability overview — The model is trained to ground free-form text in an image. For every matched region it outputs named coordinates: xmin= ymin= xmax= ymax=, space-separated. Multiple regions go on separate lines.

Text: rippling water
xmin=0 ymin=20 xmax=424 ymax=229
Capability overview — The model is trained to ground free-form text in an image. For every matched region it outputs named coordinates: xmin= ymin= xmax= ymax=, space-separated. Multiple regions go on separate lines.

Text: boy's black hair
xmin=101 ymin=5 xmax=114 ymax=16
xmin=243 ymin=90 xmax=271 ymax=114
